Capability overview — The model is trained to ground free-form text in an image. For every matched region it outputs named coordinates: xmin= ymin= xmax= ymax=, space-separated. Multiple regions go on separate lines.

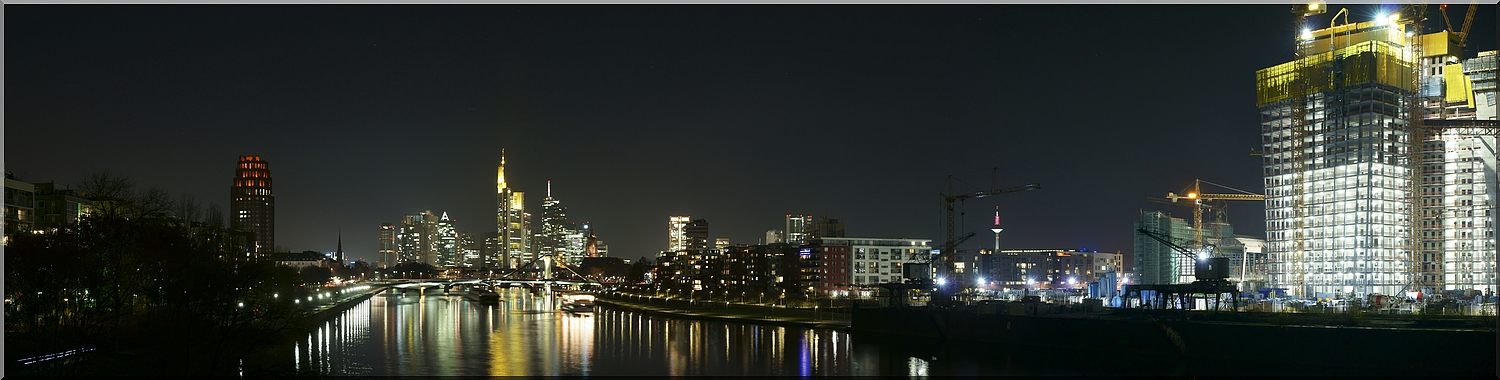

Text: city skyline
xmin=6 ymin=5 xmax=1495 ymax=261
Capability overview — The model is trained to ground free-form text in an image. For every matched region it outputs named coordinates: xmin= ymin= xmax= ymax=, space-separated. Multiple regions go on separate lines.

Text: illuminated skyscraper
xmin=496 ymin=150 xmax=530 ymax=269
xmin=539 ymin=180 xmax=571 ymax=263
xmin=686 ymin=219 xmax=709 ymax=250
xmin=1258 ymin=14 xmax=1496 ymax=297
xmin=437 ymin=212 xmax=457 ymax=267
xmin=230 ymin=155 xmax=274 ymax=255
xmin=400 ymin=211 xmax=438 ymax=265
xmin=668 ymin=216 xmax=690 ymax=251
xmin=785 ymin=214 xmax=812 ymax=245
xmin=378 ymin=222 xmax=397 ymax=268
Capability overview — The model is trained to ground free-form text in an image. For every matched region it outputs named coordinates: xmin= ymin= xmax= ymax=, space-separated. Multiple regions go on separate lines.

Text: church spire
xmin=338 ymin=230 xmax=344 ymax=262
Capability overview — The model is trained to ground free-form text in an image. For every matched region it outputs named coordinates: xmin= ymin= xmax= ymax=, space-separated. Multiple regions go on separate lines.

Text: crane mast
xmin=933 ymin=176 xmax=1038 ymax=306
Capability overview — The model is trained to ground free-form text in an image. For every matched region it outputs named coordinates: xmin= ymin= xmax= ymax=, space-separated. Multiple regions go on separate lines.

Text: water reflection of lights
xmin=908 ymin=357 xmax=929 ymax=377
xmin=294 ymin=288 xmax=863 ymax=376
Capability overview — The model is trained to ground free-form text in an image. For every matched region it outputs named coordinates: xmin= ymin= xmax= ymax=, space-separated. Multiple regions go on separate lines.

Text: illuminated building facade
xmin=715 ymin=237 xmax=730 ymax=251
xmin=459 ymin=231 xmax=480 ymax=268
xmin=378 ymin=222 xmax=396 ymax=268
xmin=809 ymin=237 xmax=932 ymax=297
xmin=1133 ymin=210 xmax=1194 ymax=285
xmin=994 ymin=249 xmax=1099 ymax=289
xmin=399 ymin=211 xmax=438 ymax=265
xmin=1423 ymin=49 xmax=1497 ymax=293
xmin=784 ymin=214 xmax=812 ymax=245
xmin=538 ymin=181 xmax=570 ymax=263
xmin=685 ymin=218 xmax=709 ymax=250
xmin=765 ymin=229 xmax=784 ymax=244
xmin=668 ymin=215 xmax=689 ymax=251
xmin=4 ymin=175 xmax=35 ymax=235
xmin=496 ymin=150 xmax=530 ymax=269
xmin=564 ymin=228 xmax=586 ymax=266
xmin=1259 ymin=14 xmax=1497 ymax=297
xmin=230 ymin=155 xmax=274 ymax=255
xmin=437 ymin=212 xmax=457 ymax=267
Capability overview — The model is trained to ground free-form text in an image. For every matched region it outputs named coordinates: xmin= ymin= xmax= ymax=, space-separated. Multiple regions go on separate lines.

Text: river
xmin=266 ymin=287 xmax=1202 ymax=376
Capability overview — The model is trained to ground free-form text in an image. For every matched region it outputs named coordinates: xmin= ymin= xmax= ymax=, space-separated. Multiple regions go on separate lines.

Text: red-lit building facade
xmin=231 ymin=155 xmax=274 ymax=256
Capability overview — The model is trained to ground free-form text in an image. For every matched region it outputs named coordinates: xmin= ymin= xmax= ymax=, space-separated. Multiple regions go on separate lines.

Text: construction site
xmin=1123 ymin=2 xmax=1497 ymax=314
xmin=1256 ymin=2 xmax=1494 ymax=304
xmin=853 ymin=4 xmax=1495 ymax=373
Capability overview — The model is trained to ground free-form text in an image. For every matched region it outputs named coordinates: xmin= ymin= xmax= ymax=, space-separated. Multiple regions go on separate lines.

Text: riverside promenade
xmin=595 ymin=292 xmax=852 ymax=329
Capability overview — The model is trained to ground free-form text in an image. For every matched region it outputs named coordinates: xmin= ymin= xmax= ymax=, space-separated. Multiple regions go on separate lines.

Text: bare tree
xmin=131 ymin=187 xmax=174 ymax=219
xmin=176 ymin=194 xmax=203 ymax=224
xmin=204 ymin=203 xmax=225 ymax=230
xmin=75 ymin=171 xmax=136 ymax=215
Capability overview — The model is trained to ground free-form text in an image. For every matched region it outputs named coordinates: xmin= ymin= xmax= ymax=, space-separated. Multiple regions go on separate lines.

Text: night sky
xmin=6 ymin=5 xmax=1495 ymax=263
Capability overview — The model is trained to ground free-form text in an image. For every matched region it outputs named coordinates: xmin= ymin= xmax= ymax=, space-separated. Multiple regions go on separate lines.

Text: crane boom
xmin=1137 ymin=228 xmax=1200 ymax=261
xmin=933 ymin=178 xmax=1039 ymax=306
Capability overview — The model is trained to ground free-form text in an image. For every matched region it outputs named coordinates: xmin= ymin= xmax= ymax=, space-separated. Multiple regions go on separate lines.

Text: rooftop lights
xmin=1302 ymin=29 xmax=1313 ymax=40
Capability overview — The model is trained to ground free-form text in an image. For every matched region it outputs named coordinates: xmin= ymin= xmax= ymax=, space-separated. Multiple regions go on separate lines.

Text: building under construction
xmin=1257 ymin=5 xmax=1496 ymax=298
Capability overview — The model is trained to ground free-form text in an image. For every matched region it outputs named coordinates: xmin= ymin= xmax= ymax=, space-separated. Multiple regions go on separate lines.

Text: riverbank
xmin=595 ymin=293 xmax=850 ymax=330
xmin=851 ymin=306 xmax=1496 ymax=375
xmin=307 ymin=284 xmax=391 ymax=322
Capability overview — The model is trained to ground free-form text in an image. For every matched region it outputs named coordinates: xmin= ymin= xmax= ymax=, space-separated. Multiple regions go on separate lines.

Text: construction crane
xmin=1137 ymin=228 xmax=1228 ymax=283
xmin=932 ymin=171 xmax=1038 ymax=306
xmin=1440 ymin=2 xmax=1478 ymax=48
xmin=1161 ymin=179 xmax=1265 ymax=258
xmin=1285 ymin=1 xmax=1326 ymax=298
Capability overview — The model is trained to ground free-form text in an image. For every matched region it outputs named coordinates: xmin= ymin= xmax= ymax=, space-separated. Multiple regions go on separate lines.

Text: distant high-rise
xmin=230 ymin=155 xmax=274 ymax=255
xmin=539 ymin=180 xmax=570 ymax=263
xmin=378 ymin=222 xmax=397 ymax=268
xmin=1133 ymin=210 xmax=1193 ymax=285
xmin=400 ymin=211 xmax=438 ymax=265
xmin=459 ymin=231 xmax=480 ymax=268
xmin=496 ymin=150 xmax=530 ymax=269
xmin=809 ymin=217 xmax=845 ymax=240
xmin=715 ymin=237 xmax=730 ymax=251
xmin=437 ymin=212 xmax=457 ymax=267
xmin=686 ymin=219 xmax=709 ymax=250
xmin=785 ymin=214 xmax=812 ymax=245
xmin=668 ymin=216 xmax=690 ymax=251
xmin=765 ymin=229 xmax=784 ymax=244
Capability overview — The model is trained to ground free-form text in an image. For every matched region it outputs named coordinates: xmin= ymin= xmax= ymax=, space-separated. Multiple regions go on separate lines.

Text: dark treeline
xmin=5 ymin=172 xmax=320 ymax=376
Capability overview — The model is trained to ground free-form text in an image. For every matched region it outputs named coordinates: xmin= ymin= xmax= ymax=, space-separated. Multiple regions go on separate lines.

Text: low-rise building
xmin=806 ymin=237 xmax=932 ymax=298
xmin=994 ymin=249 xmax=1104 ymax=289
xmin=4 ymin=174 xmax=35 ymax=235
xmin=32 ymin=182 xmax=91 ymax=232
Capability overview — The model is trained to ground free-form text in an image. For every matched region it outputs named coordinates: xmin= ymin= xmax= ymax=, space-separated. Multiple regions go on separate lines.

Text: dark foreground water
xmin=253 ymin=287 xmax=1470 ymax=376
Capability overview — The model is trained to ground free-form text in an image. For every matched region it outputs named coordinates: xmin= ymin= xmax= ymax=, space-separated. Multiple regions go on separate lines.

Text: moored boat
xmin=560 ymin=294 xmax=595 ymax=313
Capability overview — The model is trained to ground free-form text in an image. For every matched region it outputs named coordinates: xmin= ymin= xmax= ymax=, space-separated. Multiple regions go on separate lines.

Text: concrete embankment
xmin=307 ymin=285 xmax=391 ymax=323
xmin=850 ymin=306 xmax=1495 ymax=375
xmin=594 ymin=293 xmax=849 ymax=330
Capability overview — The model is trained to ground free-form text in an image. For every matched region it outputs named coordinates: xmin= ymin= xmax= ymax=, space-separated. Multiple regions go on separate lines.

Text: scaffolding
xmin=1261 ymin=6 xmax=1498 ymax=299
xmin=1260 ymin=12 xmax=1415 ymax=298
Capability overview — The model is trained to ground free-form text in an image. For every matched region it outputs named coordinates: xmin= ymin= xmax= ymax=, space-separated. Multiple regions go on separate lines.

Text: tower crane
xmin=1161 ymin=179 xmax=1265 ymax=258
xmin=932 ymin=170 xmax=1038 ymax=307
xmin=1440 ymin=2 xmax=1478 ymax=49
